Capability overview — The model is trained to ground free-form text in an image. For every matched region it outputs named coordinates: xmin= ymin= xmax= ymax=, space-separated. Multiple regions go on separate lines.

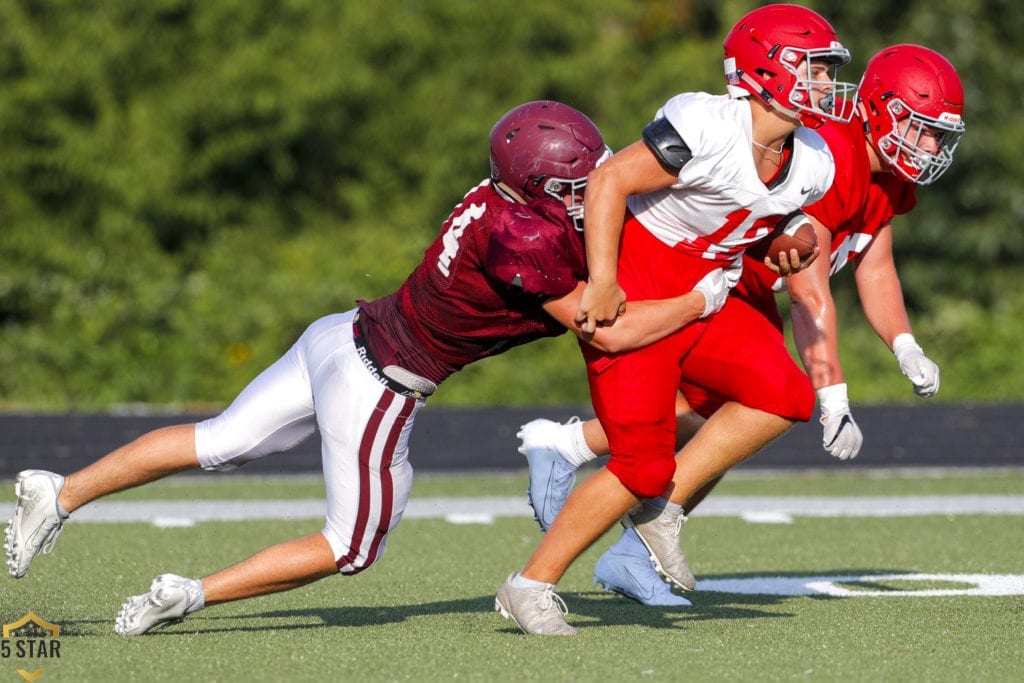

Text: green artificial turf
xmin=2 ymin=472 xmax=1023 ymax=681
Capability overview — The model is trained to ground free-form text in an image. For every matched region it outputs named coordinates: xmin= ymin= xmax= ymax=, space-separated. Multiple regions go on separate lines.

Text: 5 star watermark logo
xmin=2 ymin=613 xmax=62 ymax=682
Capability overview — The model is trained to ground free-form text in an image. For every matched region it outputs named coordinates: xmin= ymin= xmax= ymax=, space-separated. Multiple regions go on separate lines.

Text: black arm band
xmin=642 ymin=117 xmax=692 ymax=172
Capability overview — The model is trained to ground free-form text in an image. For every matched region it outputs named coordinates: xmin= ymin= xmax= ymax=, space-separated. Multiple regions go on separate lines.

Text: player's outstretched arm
xmin=544 ymin=268 xmax=730 ymax=353
xmin=788 ymin=218 xmax=862 ymax=460
xmin=853 ymin=223 xmax=939 ymax=397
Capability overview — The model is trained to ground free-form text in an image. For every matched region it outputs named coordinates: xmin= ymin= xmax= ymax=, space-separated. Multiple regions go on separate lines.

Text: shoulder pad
xmin=642 ymin=116 xmax=692 ymax=172
xmin=487 ymin=202 xmax=583 ymax=298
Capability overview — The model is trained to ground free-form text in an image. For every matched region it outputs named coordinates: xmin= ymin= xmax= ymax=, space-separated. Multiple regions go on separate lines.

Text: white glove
xmin=892 ymin=333 xmax=940 ymax=397
xmin=817 ymin=383 xmax=863 ymax=461
xmin=723 ymin=256 xmax=743 ymax=288
xmin=693 ymin=268 xmax=730 ymax=319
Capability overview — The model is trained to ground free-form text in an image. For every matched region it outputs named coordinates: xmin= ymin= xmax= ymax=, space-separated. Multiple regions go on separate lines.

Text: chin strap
xmin=493 ymin=181 xmax=527 ymax=204
xmin=737 ymin=72 xmax=821 ymax=128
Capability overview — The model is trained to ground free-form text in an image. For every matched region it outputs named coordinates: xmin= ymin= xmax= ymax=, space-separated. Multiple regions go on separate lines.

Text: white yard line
xmin=3 ymin=494 xmax=1024 ymax=524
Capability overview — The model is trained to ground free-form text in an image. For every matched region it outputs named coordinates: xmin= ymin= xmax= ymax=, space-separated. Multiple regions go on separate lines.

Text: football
xmin=746 ymin=213 xmax=817 ymax=268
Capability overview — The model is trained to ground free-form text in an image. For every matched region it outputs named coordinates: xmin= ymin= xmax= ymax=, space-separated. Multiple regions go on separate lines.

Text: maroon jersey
xmin=357 ymin=180 xmax=586 ymax=385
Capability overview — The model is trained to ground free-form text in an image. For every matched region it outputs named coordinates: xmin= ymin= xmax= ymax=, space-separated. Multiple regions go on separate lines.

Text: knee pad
xmin=609 ymin=453 xmax=676 ymax=498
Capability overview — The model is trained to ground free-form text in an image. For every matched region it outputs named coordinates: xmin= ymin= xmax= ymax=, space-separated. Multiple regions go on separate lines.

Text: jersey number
xmin=436 ymin=202 xmax=487 ymax=277
xmin=830 ymin=232 xmax=874 ymax=276
xmin=701 ymin=209 xmax=781 ymax=258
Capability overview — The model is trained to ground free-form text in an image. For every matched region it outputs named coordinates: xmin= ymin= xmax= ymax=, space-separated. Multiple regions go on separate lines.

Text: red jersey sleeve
xmin=803 ymin=118 xmax=872 ymax=232
xmin=870 ymin=171 xmax=918 ymax=224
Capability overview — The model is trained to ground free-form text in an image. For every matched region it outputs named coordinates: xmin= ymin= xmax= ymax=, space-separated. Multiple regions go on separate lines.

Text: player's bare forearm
xmin=853 ymin=224 xmax=914 ymax=348
xmin=790 ymin=294 xmax=843 ymax=389
xmin=545 ymin=284 xmax=705 ymax=353
xmin=787 ymin=221 xmax=843 ymax=389
xmin=577 ymin=141 xmax=679 ymax=332
xmin=577 ymin=166 xmax=628 ymax=330
xmin=590 ymin=292 xmax=706 ymax=352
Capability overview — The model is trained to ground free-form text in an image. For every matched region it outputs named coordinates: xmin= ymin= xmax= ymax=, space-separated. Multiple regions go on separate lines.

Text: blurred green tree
xmin=0 ymin=0 xmax=1019 ymax=409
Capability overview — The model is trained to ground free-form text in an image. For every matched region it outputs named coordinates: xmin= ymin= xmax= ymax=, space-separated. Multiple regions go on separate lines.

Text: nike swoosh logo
xmin=800 ymin=186 xmax=814 ymax=194
xmin=824 ymin=414 xmax=853 ymax=447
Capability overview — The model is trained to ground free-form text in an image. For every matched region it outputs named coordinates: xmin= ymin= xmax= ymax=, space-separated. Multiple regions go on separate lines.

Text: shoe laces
xmin=539 ymin=585 xmax=570 ymax=617
xmin=656 ymin=509 xmax=687 ymax=538
xmin=673 ymin=512 xmax=688 ymax=536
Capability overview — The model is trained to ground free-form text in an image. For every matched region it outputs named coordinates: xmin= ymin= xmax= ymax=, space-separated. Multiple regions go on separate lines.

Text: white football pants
xmin=194 ymin=309 xmax=423 ymax=574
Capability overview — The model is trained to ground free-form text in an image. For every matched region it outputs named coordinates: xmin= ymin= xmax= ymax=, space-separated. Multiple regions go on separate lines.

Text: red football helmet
xmin=857 ymin=44 xmax=966 ymax=185
xmin=489 ymin=100 xmax=611 ymax=229
xmin=723 ymin=4 xmax=856 ymax=128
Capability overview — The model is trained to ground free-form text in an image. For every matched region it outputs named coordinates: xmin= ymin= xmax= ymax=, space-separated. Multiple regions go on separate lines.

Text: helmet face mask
xmin=723 ymin=4 xmax=856 ymax=128
xmin=539 ymin=174 xmax=591 ymax=228
xmin=489 ymin=101 xmax=611 ymax=230
xmin=786 ymin=53 xmax=858 ymax=124
xmin=876 ymin=101 xmax=964 ymax=184
xmin=858 ymin=44 xmax=966 ymax=185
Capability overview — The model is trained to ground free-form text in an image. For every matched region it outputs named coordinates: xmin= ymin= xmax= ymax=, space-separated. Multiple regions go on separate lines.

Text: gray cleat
xmin=623 ymin=499 xmax=696 ymax=591
xmin=5 ymin=470 xmax=69 ymax=579
xmin=115 ymin=573 xmax=205 ymax=636
xmin=495 ymin=572 xmax=577 ymax=636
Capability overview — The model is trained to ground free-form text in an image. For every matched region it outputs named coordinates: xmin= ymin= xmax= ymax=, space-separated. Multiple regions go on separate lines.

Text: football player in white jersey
xmin=496 ymin=4 xmax=858 ymax=635
xmin=514 ymin=44 xmax=967 ymax=608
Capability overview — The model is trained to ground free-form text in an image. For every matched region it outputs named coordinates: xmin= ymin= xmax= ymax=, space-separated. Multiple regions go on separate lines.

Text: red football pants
xmin=583 ymin=217 xmax=813 ymax=498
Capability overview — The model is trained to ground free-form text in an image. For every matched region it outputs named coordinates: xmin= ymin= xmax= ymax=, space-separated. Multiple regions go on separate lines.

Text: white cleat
xmin=495 ymin=572 xmax=577 ymax=636
xmin=115 ymin=573 xmax=205 ymax=636
xmin=518 ymin=418 xmax=578 ymax=531
xmin=5 ymin=470 xmax=69 ymax=579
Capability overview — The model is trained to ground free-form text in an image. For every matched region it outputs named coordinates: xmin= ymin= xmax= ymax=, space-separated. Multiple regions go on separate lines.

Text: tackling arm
xmin=545 ymin=267 xmax=728 ymax=354
xmin=576 ymin=140 xmax=679 ymax=334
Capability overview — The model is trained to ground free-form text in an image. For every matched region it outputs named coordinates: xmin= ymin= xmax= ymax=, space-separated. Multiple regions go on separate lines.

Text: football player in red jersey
xmin=515 ymin=44 xmax=966 ymax=609
xmin=496 ymin=4 xmax=862 ymax=634
xmin=4 ymin=101 xmax=735 ymax=635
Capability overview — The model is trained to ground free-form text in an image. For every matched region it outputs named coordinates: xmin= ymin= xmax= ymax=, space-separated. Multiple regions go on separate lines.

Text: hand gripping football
xmin=746 ymin=211 xmax=817 ymax=268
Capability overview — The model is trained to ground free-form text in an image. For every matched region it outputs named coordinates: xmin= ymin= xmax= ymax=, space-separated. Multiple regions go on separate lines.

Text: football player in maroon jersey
xmin=5 ymin=101 xmax=734 ymax=635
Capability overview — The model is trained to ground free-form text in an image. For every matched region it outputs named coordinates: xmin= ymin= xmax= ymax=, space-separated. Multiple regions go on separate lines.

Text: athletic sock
xmin=510 ymin=573 xmax=554 ymax=590
xmin=647 ymin=497 xmax=683 ymax=515
xmin=563 ymin=420 xmax=597 ymax=468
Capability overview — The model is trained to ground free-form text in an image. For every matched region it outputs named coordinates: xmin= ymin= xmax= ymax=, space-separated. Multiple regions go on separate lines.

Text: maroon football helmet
xmin=723 ymin=4 xmax=856 ymax=128
xmin=489 ymin=101 xmax=610 ymax=229
xmin=858 ymin=44 xmax=966 ymax=185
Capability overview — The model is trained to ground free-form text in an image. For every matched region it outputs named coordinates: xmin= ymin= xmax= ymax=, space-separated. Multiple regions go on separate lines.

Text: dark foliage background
xmin=1 ymin=0 xmax=1019 ymax=410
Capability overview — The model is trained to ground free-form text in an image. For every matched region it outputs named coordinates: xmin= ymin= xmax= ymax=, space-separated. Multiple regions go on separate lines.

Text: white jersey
xmin=627 ymin=92 xmax=835 ymax=262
